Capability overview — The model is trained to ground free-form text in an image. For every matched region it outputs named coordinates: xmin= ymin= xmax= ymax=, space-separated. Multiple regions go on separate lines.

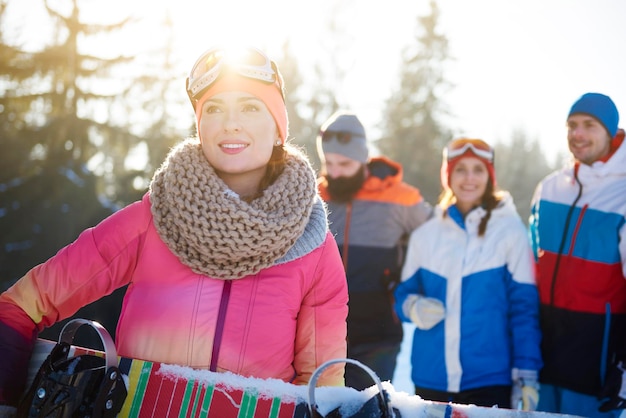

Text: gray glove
xmin=402 ymin=294 xmax=445 ymax=330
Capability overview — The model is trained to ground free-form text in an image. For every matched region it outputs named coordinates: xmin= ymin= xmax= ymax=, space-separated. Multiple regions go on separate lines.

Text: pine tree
xmin=0 ymin=0 xmax=136 ymax=285
xmin=110 ymin=12 xmax=184 ymax=203
xmin=493 ymin=130 xmax=558 ymax=224
xmin=376 ymin=0 xmax=453 ymax=204
xmin=275 ymin=41 xmax=318 ymax=166
xmin=276 ymin=6 xmax=354 ymax=173
xmin=0 ymin=0 xmax=173 ymax=344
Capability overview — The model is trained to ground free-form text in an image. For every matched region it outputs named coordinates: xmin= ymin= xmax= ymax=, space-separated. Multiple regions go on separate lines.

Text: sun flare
xmin=3 ymin=0 xmax=626 ymax=164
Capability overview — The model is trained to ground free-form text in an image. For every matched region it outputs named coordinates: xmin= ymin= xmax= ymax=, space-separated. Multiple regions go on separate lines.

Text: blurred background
xmin=1 ymin=0 xmax=623 ymax=368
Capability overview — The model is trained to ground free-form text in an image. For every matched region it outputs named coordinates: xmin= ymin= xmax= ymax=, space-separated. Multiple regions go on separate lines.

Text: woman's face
xmin=198 ymin=91 xmax=280 ymax=194
xmin=449 ymin=156 xmax=489 ymax=214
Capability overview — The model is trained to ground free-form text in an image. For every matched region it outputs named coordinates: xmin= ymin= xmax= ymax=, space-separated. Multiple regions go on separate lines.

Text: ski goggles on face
xmin=320 ymin=131 xmax=357 ymax=144
xmin=186 ymin=46 xmax=284 ymax=105
xmin=444 ymin=138 xmax=494 ymax=163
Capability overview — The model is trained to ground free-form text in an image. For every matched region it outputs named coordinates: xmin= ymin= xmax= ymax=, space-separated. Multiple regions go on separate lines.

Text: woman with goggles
xmin=394 ymin=138 xmax=542 ymax=411
xmin=0 ymin=45 xmax=348 ymax=409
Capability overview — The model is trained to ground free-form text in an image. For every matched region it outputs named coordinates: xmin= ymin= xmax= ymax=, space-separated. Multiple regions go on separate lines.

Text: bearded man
xmin=316 ymin=111 xmax=433 ymax=390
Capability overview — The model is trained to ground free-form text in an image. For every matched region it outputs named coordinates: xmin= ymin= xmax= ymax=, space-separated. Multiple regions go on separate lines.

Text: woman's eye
xmin=204 ymin=105 xmax=221 ymax=114
xmin=242 ymin=103 xmax=259 ymax=112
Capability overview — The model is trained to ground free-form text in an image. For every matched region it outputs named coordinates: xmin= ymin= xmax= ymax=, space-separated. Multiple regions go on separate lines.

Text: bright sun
xmin=7 ymin=0 xmax=296 ymax=70
xmin=7 ymin=0 xmax=626 ymax=165
xmin=127 ymin=0 xmax=295 ymax=65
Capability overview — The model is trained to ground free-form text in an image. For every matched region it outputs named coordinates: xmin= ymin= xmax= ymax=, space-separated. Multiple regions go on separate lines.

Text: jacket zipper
xmin=549 ymin=166 xmax=583 ymax=306
xmin=210 ymin=280 xmax=232 ymax=371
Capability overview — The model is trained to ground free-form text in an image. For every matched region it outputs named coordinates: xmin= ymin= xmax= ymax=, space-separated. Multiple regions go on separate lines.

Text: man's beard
xmin=325 ymin=165 xmax=367 ymax=203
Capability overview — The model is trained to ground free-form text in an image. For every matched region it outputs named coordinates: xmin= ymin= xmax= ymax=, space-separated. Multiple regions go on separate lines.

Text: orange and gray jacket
xmin=318 ymin=156 xmax=432 ymax=347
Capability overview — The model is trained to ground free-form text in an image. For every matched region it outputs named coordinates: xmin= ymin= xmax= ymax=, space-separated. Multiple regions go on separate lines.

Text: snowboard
xmin=27 ymin=338 xmax=309 ymax=418
xmin=25 ymin=336 xmax=587 ymax=418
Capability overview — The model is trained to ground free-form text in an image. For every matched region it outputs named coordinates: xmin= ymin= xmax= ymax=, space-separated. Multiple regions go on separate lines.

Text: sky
xmin=4 ymin=0 xmax=625 ymax=165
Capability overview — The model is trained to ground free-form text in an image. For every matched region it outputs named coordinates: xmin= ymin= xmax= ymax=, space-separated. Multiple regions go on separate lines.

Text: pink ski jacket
xmin=1 ymin=193 xmax=348 ymax=390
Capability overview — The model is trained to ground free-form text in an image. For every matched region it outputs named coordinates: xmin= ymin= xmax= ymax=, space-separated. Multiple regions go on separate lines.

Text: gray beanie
xmin=317 ymin=111 xmax=369 ymax=163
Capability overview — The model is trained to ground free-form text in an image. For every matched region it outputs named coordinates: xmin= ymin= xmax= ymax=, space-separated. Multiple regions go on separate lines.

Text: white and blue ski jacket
xmin=395 ymin=193 xmax=542 ymax=393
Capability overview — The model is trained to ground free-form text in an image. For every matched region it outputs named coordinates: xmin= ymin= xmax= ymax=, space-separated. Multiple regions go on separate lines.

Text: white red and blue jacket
xmin=529 ymin=131 xmax=626 ymax=396
xmin=395 ymin=193 xmax=542 ymax=393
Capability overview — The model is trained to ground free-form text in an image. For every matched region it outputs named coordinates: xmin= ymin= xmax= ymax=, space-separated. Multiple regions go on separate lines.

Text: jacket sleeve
xmin=396 ymin=183 xmax=433 ymax=235
xmin=0 ymin=197 xmax=151 ymax=404
xmin=293 ymin=232 xmax=348 ymax=386
xmin=1 ymin=199 xmax=150 ymax=329
xmin=506 ymin=220 xmax=543 ymax=372
xmin=0 ymin=304 xmax=37 ymax=406
xmin=403 ymin=200 xmax=433 ymax=234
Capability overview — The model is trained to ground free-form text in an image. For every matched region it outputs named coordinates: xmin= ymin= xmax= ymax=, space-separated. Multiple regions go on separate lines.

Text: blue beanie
xmin=568 ymin=93 xmax=619 ymax=138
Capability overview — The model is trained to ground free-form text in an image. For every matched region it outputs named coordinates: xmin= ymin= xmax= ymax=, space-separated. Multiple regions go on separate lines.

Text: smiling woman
xmin=0 ymin=43 xmax=350 ymax=411
xmin=394 ymin=136 xmax=542 ymax=410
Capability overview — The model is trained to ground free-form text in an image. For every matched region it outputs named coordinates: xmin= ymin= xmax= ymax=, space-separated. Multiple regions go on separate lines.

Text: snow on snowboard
xmin=18 ymin=319 xmax=584 ymax=418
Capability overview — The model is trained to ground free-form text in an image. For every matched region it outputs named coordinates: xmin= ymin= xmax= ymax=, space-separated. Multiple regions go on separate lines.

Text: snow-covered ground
xmin=391 ymin=322 xmax=414 ymax=394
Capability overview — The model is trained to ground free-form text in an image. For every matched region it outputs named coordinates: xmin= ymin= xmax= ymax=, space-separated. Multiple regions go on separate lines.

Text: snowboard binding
xmin=17 ymin=319 xmax=127 ymax=418
xmin=307 ymin=358 xmax=401 ymax=418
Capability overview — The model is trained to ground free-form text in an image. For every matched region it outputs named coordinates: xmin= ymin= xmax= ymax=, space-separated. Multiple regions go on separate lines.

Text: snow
xmin=151 ymin=322 xmax=586 ymax=417
xmin=156 ymin=349 xmax=583 ymax=418
xmin=24 ymin=325 xmax=586 ymax=417
xmin=391 ymin=322 xmax=415 ymax=394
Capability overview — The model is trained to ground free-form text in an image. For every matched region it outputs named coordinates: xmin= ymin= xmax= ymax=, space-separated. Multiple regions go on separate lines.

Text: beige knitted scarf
xmin=149 ymin=138 xmax=319 ymax=280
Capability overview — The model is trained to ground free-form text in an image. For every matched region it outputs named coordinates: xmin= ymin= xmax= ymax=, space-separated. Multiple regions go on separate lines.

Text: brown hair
xmin=242 ymin=144 xmax=288 ymax=203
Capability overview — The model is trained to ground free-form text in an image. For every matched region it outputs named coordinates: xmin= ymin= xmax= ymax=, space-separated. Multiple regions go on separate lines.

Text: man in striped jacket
xmin=530 ymin=92 xmax=626 ymax=417
xmin=316 ymin=111 xmax=433 ymax=390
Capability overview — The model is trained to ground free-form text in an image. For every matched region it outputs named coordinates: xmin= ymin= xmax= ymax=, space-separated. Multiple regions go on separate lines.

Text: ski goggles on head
xmin=320 ymin=130 xmax=357 ymax=144
xmin=185 ymin=46 xmax=284 ymax=106
xmin=444 ymin=138 xmax=494 ymax=163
